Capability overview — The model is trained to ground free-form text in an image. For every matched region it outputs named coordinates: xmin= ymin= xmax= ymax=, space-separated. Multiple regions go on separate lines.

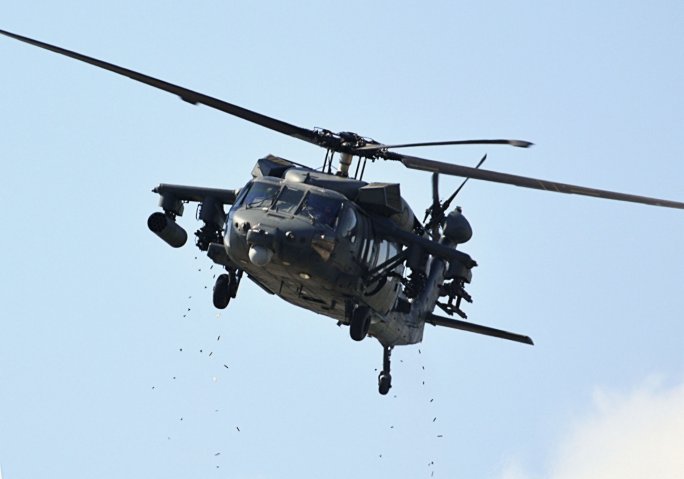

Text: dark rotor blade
xmin=426 ymin=313 xmax=534 ymax=345
xmin=358 ymin=139 xmax=533 ymax=151
xmin=422 ymin=172 xmax=440 ymax=224
xmin=431 ymin=172 xmax=440 ymax=209
xmin=0 ymin=29 xmax=319 ymax=145
xmin=428 ymin=172 xmax=442 ymax=238
xmin=444 ymin=154 xmax=487 ymax=210
xmin=386 ymin=151 xmax=684 ymax=210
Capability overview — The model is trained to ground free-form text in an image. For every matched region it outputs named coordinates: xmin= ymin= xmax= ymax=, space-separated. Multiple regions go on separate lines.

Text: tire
xmin=349 ymin=306 xmax=370 ymax=341
xmin=378 ymin=373 xmax=391 ymax=395
xmin=213 ymin=274 xmax=231 ymax=309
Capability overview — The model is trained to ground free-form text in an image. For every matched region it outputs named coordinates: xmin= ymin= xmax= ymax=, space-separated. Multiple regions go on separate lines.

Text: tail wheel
xmin=377 ymin=346 xmax=393 ymax=395
xmin=378 ymin=373 xmax=392 ymax=395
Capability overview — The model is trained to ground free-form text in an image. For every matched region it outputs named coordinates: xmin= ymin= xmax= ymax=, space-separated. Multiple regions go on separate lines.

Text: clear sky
xmin=1 ymin=1 xmax=683 ymax=478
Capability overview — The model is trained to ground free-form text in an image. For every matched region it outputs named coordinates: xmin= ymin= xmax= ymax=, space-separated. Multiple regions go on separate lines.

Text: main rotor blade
xmin=0 ymin=29 xmax=319 ymax=145
xmin=358 ymin=138 xmax=533 ymax=151
xmin=431 ymin=172 xmax=440 ymax=208
xmin=387 ymin=152 xmax=684 ymax=210
xmin=446 ymin=154 xmax=488 ymax=208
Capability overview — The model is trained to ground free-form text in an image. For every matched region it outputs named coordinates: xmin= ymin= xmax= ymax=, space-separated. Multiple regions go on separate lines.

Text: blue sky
xmin=1 ymin=2 xmax=683 ymax=478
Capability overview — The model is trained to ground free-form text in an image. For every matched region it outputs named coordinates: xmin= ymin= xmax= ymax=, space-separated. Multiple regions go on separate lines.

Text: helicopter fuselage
xmin=223 ymin=170 xmax=416 ymax=345
xmin=149 ymin=154 xmax=499 ymax=355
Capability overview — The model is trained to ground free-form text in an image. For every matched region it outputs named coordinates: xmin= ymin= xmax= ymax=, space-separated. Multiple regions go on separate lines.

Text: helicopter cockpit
xmin=298 ymin=192 xmax=342 ymax=227
xmin=242 ymin=181 xmax=279 ymax=210
xmin=237 ymin=179 xmax=345 ymax=229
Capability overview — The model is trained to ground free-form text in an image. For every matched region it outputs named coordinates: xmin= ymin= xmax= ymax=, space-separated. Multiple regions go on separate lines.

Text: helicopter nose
xmin=248 ymin=245 xmax=273 ymax=266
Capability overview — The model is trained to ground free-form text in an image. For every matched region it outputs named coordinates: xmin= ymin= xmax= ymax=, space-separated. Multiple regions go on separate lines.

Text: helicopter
xmin=3 ymin=29 xmax=684 ymax=395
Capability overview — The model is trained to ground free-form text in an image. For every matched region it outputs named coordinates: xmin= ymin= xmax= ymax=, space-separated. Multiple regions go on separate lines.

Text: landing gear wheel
xmin=349 ymin=305 xmax=371 ymax=341
xmin=212 ymin=273 xmax=231 ymax=309
xmin=378 ymin=372 xmax=392 ymax=395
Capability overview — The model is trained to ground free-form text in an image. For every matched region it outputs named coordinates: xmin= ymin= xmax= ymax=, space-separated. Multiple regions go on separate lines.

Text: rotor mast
xmin=338 ymin=152 xmax=353 ymax=177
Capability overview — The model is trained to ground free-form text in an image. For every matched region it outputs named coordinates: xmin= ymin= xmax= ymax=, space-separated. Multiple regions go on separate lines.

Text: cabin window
xmin=387 ymin=241 xmax=403 ymax=273
xmin=244 ymin=182 xmax=279 ymax=210
xmin=299 ymin=193 xmax=341 ymax=227
xmin=387 ymin=241 xmax=400 ymax=261
xmin=272 ymin=187 xmax=304 ymax=215
xmin=361 ymin=238 xmax=370 ymax=264
xmin=368 ymin=240 xmax=379 ymax=267
xmin=377 ymin=240 xmax=390 ymax=266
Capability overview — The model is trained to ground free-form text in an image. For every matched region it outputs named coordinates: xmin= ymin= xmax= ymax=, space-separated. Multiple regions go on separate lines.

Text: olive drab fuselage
xmin=223 ymin=166 xmax=408 ymax=346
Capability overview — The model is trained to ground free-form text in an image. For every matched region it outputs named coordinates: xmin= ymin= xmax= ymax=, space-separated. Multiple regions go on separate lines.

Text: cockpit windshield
xmin=272 ymin=187 xmax=305 ymax=215
xmin=299 ymin=193 xmax=342 ymax=227
xmin=243 ymin=182 xmax=279 ymax=209
xmin=240 ymin=182 xmax=343 ymax=228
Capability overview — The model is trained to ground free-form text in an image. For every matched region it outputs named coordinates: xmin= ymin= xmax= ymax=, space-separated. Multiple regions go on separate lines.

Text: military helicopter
xmin=3 ymin=29 xmax=684 ymax=395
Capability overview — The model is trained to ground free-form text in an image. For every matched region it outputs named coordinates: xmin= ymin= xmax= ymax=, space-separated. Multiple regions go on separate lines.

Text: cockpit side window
xmin=232 ymin=182 xmax=252 ymax=208
xmin=244 ymin=182 xmax=279 ymax=210
xmin=337 ymin=203 xmax=358 ymax=239
xmin=272 ymin=187 xmax=304 ymax=215
xmin=299 ymin=193 xmax=342 ymax=227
